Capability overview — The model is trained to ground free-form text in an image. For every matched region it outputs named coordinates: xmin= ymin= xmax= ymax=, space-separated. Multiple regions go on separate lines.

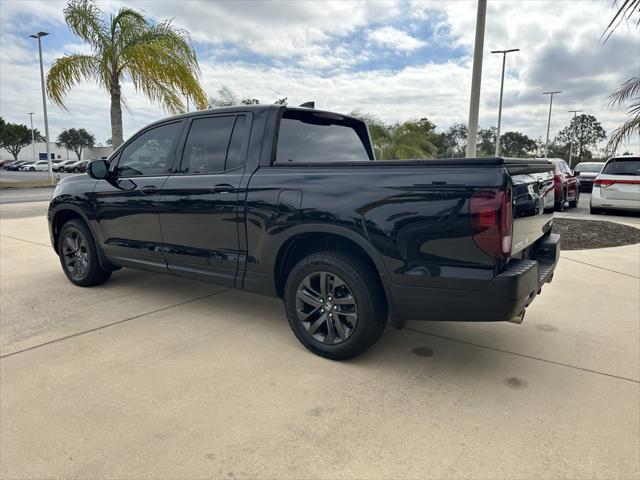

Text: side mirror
xmin=87 ymin=159 xmax=109 ymax=179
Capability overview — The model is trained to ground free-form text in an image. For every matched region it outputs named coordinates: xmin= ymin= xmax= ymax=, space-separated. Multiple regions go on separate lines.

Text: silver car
xmin=590 ymin=155 xmax=640 ymax=214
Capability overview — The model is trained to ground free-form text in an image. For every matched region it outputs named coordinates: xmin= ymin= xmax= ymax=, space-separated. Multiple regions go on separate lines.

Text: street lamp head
xmin=491 ymin=48 xmax=520 ymax=54
xmin=542 ymin=90 xmax=563 ymax=95
xmin=29 ymin=32 xmax=49 ymax=39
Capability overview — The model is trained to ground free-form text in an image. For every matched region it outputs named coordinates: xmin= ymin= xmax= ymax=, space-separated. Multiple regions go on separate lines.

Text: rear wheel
xmin=283 ymin=251 xmax=387 ymax=360
xmin=569 ymin=189 xmax=580 ymax=208
xmin=555 ymin=189 xmax=566 ymax=212
xmin=58 ymin=219 xmax=111 ymax=287
xmin=590 ymin=206 xmax=602 ymax=215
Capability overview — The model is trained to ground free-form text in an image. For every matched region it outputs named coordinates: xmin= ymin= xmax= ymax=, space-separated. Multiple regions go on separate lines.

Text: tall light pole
xmin=30 ymin=31 xmax=53 ymax=183
xmin=567 ymin=109 xmax=583 ymax=168
xmin=28 ymin=112 xmax=37 ymax=161
xmin=542 ymin=90 xmax=562 ymax=158
xmin=491 ymin=48 xmax=519 ymax=156
xmin=465 ymin=0 xmax=487 ymax=158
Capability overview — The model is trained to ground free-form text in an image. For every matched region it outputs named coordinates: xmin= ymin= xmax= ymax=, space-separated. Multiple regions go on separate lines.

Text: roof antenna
xmin=299 ymin=101 xmax=315 ymax=108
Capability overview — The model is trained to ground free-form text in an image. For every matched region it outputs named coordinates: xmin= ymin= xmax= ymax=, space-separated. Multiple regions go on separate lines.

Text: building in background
xmin=0 ymin=142 xmax=112 ymax=162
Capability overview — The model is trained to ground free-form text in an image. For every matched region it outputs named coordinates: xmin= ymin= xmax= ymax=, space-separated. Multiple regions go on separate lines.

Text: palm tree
xmin=47 ymin=0 xmax=207 ymax=148
xmin=607 ymin=75 xmax=640 ymax=153
xmin=602 ymin=1 xmax=640 ymax=153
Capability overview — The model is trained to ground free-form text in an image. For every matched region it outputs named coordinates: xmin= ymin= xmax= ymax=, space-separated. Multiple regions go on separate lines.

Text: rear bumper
xmin=390 ymin=233 xmax=560 ymax=323
xmin=591 ymin=188 xmax=640 ymax=211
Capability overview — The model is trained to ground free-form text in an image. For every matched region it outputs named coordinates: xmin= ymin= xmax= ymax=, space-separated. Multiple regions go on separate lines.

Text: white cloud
xmin=0 ymin=0 xmax=638 ymax=154
xmin=367 ymin=26 xmax=426 ymax=52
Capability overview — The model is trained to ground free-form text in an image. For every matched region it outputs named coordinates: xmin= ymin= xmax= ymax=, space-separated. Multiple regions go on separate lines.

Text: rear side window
xmin=225 ymin=115 xmax=248 ymax=171
xmin=276 ymin=110 xmax=372 ymax=163
xmin=117 ymin=122 xmax=182 ymax=177
xmin=181 ymin=116 xmax=235 ymax=174
xmin=602 ymin=158 xmax=640 ymax=176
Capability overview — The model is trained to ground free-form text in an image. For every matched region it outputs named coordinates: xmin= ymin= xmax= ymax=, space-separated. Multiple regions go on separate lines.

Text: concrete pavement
xmin=1 ymin=200 xmax=638 ymax=479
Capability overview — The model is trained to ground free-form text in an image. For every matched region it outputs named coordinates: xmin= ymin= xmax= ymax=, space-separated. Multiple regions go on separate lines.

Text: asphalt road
xmin=0 ymin=195 xmax=638 ymax=479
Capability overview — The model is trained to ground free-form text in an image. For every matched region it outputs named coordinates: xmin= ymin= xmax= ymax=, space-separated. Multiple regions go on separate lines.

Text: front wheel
xmin=283 ymin=251 xmax=387 ymax=360
xmin=58 ymin=219 xmax=111 ymax=287
xmin=29 ymin=167 xmax=35 ymax=171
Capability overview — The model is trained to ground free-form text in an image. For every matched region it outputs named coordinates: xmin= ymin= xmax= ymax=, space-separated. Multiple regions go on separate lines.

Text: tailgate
xmin=598 ymin=175 xmax=640 ymax=201
xmin=506 ymin=160 xmax=554 ymax=255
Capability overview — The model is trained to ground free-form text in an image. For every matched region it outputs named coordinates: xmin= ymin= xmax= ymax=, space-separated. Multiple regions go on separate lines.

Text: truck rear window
xmin=276 ymin=110 xmax=372 ymax=164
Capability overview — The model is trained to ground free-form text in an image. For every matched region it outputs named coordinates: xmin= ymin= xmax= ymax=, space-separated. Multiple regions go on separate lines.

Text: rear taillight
xmin=594 ymin=178 xmax=640 ymax=188
xmin=470 ymin=189 xmax=513 ymax=258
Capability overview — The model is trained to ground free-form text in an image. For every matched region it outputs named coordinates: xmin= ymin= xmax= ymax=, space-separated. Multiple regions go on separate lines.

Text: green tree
xmin=0 ymin=119 xmax=43 ymax=160
xmin=554 ymin=114 xmax=607 ymax=166
xmin=435 ymin=123 xmax=467 ymax=157
xmin=477 ymin=126 xmax=497 ymax=156
xmin=499 ymin=131 xmax=538 ymax=158
xmin=47 ymin=0 xmax=207 ymax=149
xmin=57 ymin=128 xmax=96 ymax=160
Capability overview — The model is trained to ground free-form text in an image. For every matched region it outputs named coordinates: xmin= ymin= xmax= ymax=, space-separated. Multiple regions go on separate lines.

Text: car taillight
xmin=470 ymin=189 xmax=513 ymax=258
xmin=594 ymin=178 xmax=640 ymax=187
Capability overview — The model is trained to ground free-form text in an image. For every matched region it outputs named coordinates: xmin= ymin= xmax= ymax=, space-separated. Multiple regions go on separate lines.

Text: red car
xmin=550 ymin=158 xmax=580 ymax=211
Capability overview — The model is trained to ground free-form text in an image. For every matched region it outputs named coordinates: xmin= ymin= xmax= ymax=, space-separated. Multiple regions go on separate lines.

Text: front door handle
xmin=140 ymin=185 xmax=159 ymax=195
xmin=210 ymin=184 xmax=235 ymax=193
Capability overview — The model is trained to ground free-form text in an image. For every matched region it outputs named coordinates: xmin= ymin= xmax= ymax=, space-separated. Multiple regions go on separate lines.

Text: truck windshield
xmin=276 ymin=110 xmax=372 ymax=163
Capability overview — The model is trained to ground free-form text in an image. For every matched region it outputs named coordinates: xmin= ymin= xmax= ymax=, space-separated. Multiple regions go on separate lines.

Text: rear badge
xmin=514 ymin=238 xmax=529 ymax=250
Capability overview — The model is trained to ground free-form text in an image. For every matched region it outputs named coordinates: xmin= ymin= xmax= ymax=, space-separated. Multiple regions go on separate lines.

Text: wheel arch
xmin=270 ymin=225 xmax=403 ymax=328
xmin=51 ymin=206 xmax=117 ymax=271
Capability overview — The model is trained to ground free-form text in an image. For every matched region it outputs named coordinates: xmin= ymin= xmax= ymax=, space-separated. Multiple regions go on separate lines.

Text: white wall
xmin=0 ymin=142 xmax=113 ymax=162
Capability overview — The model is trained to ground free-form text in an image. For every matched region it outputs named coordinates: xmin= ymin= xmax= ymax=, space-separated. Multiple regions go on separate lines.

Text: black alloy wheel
xmin=295 ymin=271 xmax=358 ymax=345
xmin=61 ymin=229 xmax=89 ymax=280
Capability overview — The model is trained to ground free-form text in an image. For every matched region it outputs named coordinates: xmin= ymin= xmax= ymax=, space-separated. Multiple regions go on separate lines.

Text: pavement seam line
xmin=0 ymin=289 xmax=230 ymax=359
xmin=560 ymin=255 xmax=640 ymax=279
xmin=405 ymin=327 xmax=639 ymax=384
xmin=0 ymin=234 xmax=50 ymax=248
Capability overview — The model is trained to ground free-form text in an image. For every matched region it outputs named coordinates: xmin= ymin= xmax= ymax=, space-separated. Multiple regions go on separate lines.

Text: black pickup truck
xmin=48 ymin=105 xmax=559 ymax=359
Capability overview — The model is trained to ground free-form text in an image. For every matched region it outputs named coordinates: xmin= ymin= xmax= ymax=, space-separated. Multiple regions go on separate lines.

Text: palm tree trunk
xmin=110 ymin=83 xmax=124 ymax=148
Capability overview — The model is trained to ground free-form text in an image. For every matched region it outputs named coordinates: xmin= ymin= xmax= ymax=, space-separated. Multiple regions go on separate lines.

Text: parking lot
xmin=1 ymin=194 xmax=638 ymax=479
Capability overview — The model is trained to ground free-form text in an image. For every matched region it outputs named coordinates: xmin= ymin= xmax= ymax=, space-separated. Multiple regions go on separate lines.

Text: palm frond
xmin=609 ymin=75 xmax=640 ymax=107
xmin=607 ymin=115 xmax=640 ymax=153
xmin=209 ymin=86 xmax=241 ymax=108
xmin=601 ymin=0 xmax=640 ymax=42
xmin=63 ymin=0 xmax=107 ymax=48
xmin=46 ymin=54 xmax=100 ymax=108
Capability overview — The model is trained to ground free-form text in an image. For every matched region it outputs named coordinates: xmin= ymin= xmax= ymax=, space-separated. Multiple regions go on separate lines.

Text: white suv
xmin=590 ymin=155 xmax=640 ymax=214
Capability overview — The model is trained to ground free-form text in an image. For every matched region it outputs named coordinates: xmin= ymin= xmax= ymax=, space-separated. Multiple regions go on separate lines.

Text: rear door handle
xmin=210 ymin=184 xmax=235 ymax=193
xmin=140 ymin=185 xmax=159 ymax=195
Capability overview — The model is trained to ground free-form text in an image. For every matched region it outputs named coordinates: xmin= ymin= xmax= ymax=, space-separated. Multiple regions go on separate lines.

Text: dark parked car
xmin=4 ymin=160 xmax=28 ymax=171
xmin=550 ymin=158 xmax=580 ymax=211
xmin=48 ymin=105 xmax=559 ymax=359
xmin=574 ymin=162 xmax=604 ymax=192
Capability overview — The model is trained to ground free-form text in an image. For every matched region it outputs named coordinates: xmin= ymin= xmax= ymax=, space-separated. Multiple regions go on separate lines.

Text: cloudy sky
xmin=0 ymin=0 xmax=638 ymax=152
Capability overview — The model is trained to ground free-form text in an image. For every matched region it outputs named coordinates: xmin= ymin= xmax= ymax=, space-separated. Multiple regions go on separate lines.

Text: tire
xmin=283 ymin=250 xmax=387 ymax=360
xmin=569 ymin=189 xmax=579 ymax=208
xmin=29 ymin=167 xmax=35 ymax=171
xmin=58 ymin=218 xmax=111 ymax=287
xmin=555 ymin=189 xmax=566 ymax=212
xmin=590 ymin=206 xmax=602 ymax=215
